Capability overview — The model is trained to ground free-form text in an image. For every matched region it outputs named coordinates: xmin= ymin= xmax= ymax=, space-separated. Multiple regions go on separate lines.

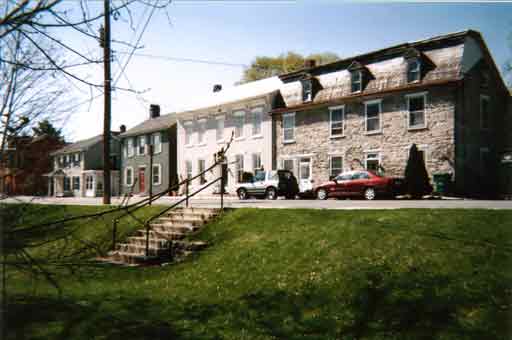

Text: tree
xmin=240 ymin=51 xmax=340 ymax=83
xmin=32 ymin=119 xmax=64 ymax=141
xmin=404 ymin=144 xmax=432 ymax=198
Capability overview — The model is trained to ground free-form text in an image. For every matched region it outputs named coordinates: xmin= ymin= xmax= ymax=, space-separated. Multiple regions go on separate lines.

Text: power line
xmin=115 ymin=52 xmax=250 ymax=68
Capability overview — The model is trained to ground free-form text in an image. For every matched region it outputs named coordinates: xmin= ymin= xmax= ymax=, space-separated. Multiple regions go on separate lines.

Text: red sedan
xmin=315 ymin=170 xmax=403 ymax=200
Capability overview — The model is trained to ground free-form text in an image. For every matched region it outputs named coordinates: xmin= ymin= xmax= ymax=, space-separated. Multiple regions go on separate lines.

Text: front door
xmin=85 ymin=175 xmax=95 ymax=197
xmin=298 ymin=158 xmax=313 ymax=193
xmin=139 ymin=168 xmax=145 ymax=193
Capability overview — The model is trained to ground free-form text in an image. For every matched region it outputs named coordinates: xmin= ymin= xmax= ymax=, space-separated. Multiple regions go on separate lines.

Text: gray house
xmin=47 ymin=132 xmax=121 ymax=197
xmin=120 ymin=105 xmax=177 ymax=196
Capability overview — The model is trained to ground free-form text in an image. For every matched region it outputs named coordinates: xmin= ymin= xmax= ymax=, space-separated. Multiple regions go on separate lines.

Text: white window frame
xmin=299 ymin=157 xmax=313 ymax=181
xmin=407 ymin=59 xmax=421 ymax=83
xmin=365 ymin=151 xmax=381 ymax=172
xmin=364 ymin=99 xmax=382 ymax=134
xmin=86 ymin=175 xmax=94 ymax=190
xmin=125 ymin=166 xmax=134 ymax=186
xmin=282 ymin=112 xmax=296 ymax=144
xmin=480 ymin=95 xmax=490 ymax=130
xmin=152 ymin=132 xmax=162 ymax=154
xmin=235 ymin=154 xmax=244 ymax=183
xmin=233 ymin=111 xmax=245 ymax=140
xmin=216 ymin=115 xmax=225 ymax=143
xmin=127 ymin=138 xmax=134 ymax=158
xmin=329 ymin=105 xmax=345 ymax=138
xmin=252 ymin=153 xmax=262 ymax=173
xmin=152 ymin=163 xmax=162 ymax=186
xmin=185 ymin=160 xmax=193 ymax=179
xmin=251 ymin=107 xmax=263 ymax=137
xmin=406 ymin=92 xmax=428 ymax=130
xmin=281 ymin=158 xmax=295 ymax=173
xmin=198 ymin=159 xmax=206 ymax=184
xmin=184 ymin=122 xmax=193 ymax=147
xmin=302 ymin=80 xmax=313 ymax=102
xmin=197 ymin=119 xmax=207 ymax=145
xmin=329 ymin=155 xmax=344 ymax=178
xmin=137 ymin=135 xmax=146 ymax=156
xmin=351 ymin=70 xmax=362 ymax=93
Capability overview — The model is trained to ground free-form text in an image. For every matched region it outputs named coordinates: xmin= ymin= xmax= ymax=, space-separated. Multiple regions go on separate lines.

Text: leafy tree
xmin=404 ymin=144 xmax=432 ymax=198
xmin=240 ymin=51 xmax=340 ymax=83
xmin=32 ymin=119 xmax=64 ymax=141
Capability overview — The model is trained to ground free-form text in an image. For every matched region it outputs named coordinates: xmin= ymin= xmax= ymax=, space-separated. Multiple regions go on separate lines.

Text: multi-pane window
xmin=72 ymin=177 xmax=80 ymax=190
xmin=184 ymin=124 xmax=193 ymax=145
xmin=197 ymin=120 xmax=206 ymax=144
xmin=330 ymin=156 xmax=343 ymax=178
xmin=302 ymin=80 xmax=313 ymax=102
xmin=283 ymin=159 xmax=294 ymax=173
xmin=407 ymin=93 xmax=426 ymax=129
xmin=235 ymin=154 xmax=244 ymax=183
xmin=480 ymin=95 xmax=490 ymax=130
xmin=185 ymin=160 xmax=193 ymax=179
xmin=329 ymin=106 xmax=344 ymax=137
xmin=407 ymin=59 xmax=421 ymax=83
xmin=365 ymin=152 xmax=380 ymax=172
xmin=127 ymin=138 xmax=134 ymax=157
xmin=365 ymin=100 xmax=381 ymax=133
xmin=125 ymin=167 xmax=133 ymax=186
xmin=234 ymin=112 xmax=245 ymax=138
xmin=137 ymin=135 xmax=146 ymax=155
xmin=152 ymin=164 xmax=161 ymax=185
xmin=252 ymin=153 xmax=262 ymax=172
xmin=299 ymin=158 xmax=311 ymax=180
xmin=351 ymin=71 xmax=362 ymax=93
xmin=252 ymin=109 xmax=262 ymax=136
xmin=216 ymin=117 xmax=224 ymax=142
xmin=151 ymin=132 xmax=162 ymax=154
xmin=198 ymin=159 xmax=206 ymax=184
xmin=283 ymin=113 xmax=295 ymax=143
xmin=86 ymin=175 xmax=94 ymax=190
xmin=63 ymin=177 xmax=71 ymax=191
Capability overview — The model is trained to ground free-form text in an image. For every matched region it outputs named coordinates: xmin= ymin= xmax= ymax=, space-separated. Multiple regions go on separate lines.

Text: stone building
xmin=271 ymin=30 xmax=509 ymax=198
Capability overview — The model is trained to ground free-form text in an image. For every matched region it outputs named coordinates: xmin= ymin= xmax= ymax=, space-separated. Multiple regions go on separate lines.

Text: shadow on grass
xmin=6 ymin=265 xmax=509 ymax=340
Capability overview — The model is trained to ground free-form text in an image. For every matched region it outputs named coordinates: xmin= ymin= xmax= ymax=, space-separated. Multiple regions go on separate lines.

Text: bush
xmin=404 ymin=144 xmax=432 ymax=198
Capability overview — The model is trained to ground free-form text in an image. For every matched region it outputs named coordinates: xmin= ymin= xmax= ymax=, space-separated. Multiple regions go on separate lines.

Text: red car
xmin=315 ymin=170 xmax=403 ymax=200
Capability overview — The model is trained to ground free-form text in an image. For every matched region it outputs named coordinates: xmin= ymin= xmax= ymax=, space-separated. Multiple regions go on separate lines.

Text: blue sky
xmin=65 ymin=1 xmax=512 ymax=140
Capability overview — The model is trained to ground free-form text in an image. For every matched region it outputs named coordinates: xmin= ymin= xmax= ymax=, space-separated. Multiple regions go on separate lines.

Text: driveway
xmin=2 ymin=195 xmax=512 ymax=209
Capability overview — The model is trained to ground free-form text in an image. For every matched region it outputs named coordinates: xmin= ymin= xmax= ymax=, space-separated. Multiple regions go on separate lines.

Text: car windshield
xmin=254 ymin=171 xmax=266 ymax=182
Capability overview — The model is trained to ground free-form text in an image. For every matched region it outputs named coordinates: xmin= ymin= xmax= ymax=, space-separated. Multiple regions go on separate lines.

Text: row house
xmin=119 ymin=105 xmax=177 ymax=196
xmin=175 ymin=79 xmax=281 ymax=194
xmin=47 ymin=133 xmax=121 ymax=197
xmin=271 ymin=30 xmax=509 ymax=198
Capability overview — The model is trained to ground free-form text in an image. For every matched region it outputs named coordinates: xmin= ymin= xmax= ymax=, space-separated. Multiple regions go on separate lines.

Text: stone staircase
xmin=99 ymin=207 xmax=220 ymax=266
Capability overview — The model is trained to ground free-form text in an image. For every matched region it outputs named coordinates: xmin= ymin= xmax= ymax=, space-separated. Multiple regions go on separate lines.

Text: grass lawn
xmin=3 ymin=205 xmax=512 ymax=339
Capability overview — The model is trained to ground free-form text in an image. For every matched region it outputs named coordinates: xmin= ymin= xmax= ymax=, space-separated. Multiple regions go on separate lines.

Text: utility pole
xmin=101 ymin=0 xmax=112 ymax=204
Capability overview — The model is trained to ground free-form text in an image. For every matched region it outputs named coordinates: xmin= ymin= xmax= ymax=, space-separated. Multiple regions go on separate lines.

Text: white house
xmin=175 ymin=77 xmax=281 ymax=194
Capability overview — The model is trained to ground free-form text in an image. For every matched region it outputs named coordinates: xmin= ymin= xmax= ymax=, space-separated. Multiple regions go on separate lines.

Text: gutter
xmin=270 ymin=78 xmax=463 ymax=115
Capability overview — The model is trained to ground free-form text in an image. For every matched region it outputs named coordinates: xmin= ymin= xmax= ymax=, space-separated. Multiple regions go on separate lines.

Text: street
xmin=2 ymin=195 xmax=512 ymax=210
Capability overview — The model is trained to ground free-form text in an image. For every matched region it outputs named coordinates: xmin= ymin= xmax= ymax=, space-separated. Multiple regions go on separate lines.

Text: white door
xmin=85 ymin=175 xmax=95 ymax=197
xmin=298 ymin=157 xmax=313 ymax=193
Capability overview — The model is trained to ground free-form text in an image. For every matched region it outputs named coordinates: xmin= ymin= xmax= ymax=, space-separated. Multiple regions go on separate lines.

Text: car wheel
xmin=266 ymin=187 xmax=277 ymax=200
xmin=317 ymin=188 xmax=328 ymax=200
xmin=364 ymin=187 xmax=376 ymax=200
xmin=237 ymin=188 xmax=248 ymax=200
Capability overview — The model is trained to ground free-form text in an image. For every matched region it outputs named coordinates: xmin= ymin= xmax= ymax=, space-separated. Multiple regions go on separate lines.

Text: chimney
xmin=213 ymin=84 xmax=222 ymax=93
xmin=119 ymin=124 xmax=126 ymax=133
xmin=304 ymin=59 xmax=316 ymax=69
xmin=149 ymin=104 xmax=160 ymax=119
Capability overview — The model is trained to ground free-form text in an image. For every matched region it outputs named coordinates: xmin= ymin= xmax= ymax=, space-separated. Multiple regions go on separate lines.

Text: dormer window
xmin=351 ymin=71 xmax=362 ymax=93
xmin=302 ymin=79 xmax=313 ymax=102
xmin=407 ymin=59 xmax=421 ymax=83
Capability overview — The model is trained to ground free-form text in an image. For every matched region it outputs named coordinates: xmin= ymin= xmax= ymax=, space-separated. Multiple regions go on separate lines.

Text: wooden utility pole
xmin=101 ymin=0 xmax=112 ymax=204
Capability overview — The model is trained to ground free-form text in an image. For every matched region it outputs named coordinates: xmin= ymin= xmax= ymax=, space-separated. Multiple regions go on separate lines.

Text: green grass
xmin=3 ymin=205 xmax=512 ymax=339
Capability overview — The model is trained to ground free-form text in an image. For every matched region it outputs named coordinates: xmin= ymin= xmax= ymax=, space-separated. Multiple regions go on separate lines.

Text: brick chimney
xmin=150 ymin=104 xmax=160 ymax=119
xmin=213 ymin=84 xmax=222 ymax=93
xmin=304 ymin=59 xmax=316 ymax=69
xmin=119 ymin=124 xmax=126 ymax=133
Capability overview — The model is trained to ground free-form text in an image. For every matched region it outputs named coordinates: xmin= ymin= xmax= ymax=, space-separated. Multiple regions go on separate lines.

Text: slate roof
xmin=120 ymin=113 xmax=176 ymax=138
xmin=51 ymin=132 xmax=119 ymax=156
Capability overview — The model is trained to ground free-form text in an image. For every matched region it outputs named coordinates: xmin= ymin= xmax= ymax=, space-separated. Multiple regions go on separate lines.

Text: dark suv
xmin=235 ymin=170 xmax=299 ymax=200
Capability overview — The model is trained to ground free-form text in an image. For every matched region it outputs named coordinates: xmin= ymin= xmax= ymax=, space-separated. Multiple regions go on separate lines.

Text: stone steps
xmin=99 ymin=207 xmax=221 ymax=266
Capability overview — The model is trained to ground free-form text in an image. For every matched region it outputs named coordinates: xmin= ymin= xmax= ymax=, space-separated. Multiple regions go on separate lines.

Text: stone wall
xmin=275 ymin=86 xmax=456 ymax=186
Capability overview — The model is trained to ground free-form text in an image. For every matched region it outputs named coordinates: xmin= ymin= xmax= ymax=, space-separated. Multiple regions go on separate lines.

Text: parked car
xmin=235 ymin=170 xmax=299 ymax=200
xmin=314 ymin=170 xmax=404 ymax=200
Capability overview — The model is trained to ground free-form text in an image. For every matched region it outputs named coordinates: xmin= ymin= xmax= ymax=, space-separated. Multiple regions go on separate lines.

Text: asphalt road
xmin=2 ymin=195 xmax=512 ymax=210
